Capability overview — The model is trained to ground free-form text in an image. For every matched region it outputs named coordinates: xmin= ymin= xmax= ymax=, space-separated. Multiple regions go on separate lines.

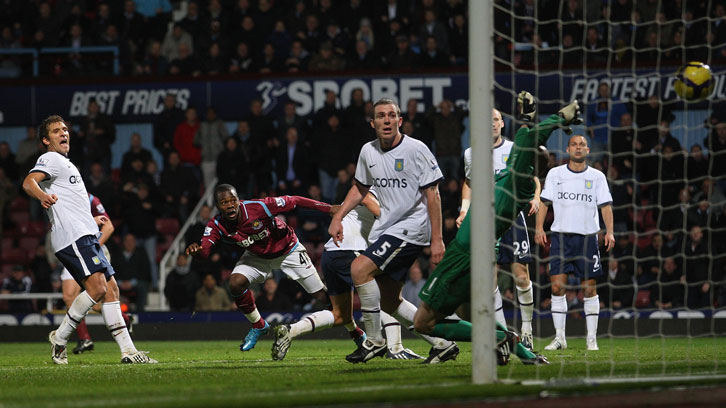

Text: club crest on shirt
xmin=92 ymin=256 xmax=101 ymax=265
xmin=203 ymin=226 xmax=212 ymax=236
xmin=251 ymin=219 xmax=263 ymax=230
xmin=395 ymin=159 xmax=404 ymax=172
xmin=502 ymin=154 xmax=509 ymax=163
xmin=585 ymin=180 xmax=593 ymax=189
xmin=36 ymin=158 xmax=48 ymax=167
xmin=275 ymin=197 xmax=286 ymax=207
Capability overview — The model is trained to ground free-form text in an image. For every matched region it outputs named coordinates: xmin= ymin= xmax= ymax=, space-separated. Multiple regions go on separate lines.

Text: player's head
xmin=38 ymin=115 xmax=70 ymax=155
xmin=492 ymin=108 xmax=503 ymax=141
xmin=371 ymin=98 xmax=403 ymax=146
xmin=214 ymin=184 xmax=240 ymax=222
xmin=566 ymin=135 xmax=589 ymax=163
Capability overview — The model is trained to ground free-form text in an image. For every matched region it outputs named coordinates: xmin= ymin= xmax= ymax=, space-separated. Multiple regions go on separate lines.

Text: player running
xmin=329 ymin=98 xmax=458 ymax=364
xmin=413 ymin=93 xmax=584 ymax=365
xmin=23 ymin=115 xmax=155 ymax=364
xmin=186 ymin=184 xmax=334 ymax=352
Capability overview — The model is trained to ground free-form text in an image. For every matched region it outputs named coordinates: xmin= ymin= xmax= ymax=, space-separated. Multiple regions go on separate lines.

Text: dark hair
xmin=38 ymin=115 xmax=65 ymax=150
xmin=373 ymin=98 xmax=401 ymax=117
xmin=215 ymin=184 xmax=238 ymax=201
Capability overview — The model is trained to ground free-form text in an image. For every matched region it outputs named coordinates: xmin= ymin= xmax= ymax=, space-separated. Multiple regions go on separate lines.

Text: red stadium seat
xmin=155 ymin=218 xmax=180 ymax=236
xmin=0 ymin=248 xmax=28 ymax=265
xmin=636 ymin=290 xmax=652 ymax=308
xmin=18 ymin=237 xmax=41 ymax=252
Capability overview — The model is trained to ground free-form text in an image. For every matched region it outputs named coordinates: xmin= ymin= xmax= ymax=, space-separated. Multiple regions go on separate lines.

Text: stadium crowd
xmin=1 ymin=0 xmax=726 ymax=316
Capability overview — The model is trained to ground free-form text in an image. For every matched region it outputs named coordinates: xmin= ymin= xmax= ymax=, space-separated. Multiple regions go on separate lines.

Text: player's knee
xmin=413 ymin=306 xmax=435 ymax=334
xmin=583 ymin=285 xmax=597 ymax=298
xmin=228 ymin=274 xmax=249 ymax=296
xmin=513 ymin=265 xmax=531 ymax=287
xmin=551 ymin=282 xmax=566 ymax=296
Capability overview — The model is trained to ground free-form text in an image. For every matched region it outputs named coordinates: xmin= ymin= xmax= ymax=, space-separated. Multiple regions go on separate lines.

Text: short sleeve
xmin=540 ymin=170 xmax=555 ymax=202
xmin=416 ymin=145 xmax=444 ymax=188
xmin=29 ymin=153 xmax=57 ymax=180
xmin=354 ymin=145 xmax=372 ymax=186
xmin=596 ymin=172 xmax=613 ymax=206
xmin=464 ymin=148 xmax=472 ymax=180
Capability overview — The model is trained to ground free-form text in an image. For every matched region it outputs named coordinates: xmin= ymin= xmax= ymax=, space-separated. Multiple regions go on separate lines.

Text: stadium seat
xmin=155 ymin=218 xmax=180 ymax=236
xmin=8 ymin=211 xmax=30 ymax=227
xmin=20 ymin=221 xmax=47 ymax=237
xmin=0 ymin=248 xmax=28 ymax=265
xmin=18 ymin=237 xmax=40 ymax=252
xmin=636 ymin=290 xmax=652 ymax=308
xmin=8 ymin=196 xmax=28 ymax=211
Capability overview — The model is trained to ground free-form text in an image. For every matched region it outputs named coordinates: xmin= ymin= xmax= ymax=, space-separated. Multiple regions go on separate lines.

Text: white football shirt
xmin=324 ymin=204 xmax=376 ymax=252
xmin=540 ymin=164 xmax=613 ymax=235
xmin=355 ymin=135 xmax=443 ymax=246
xmin=463 ymin=138 xmax=513 ymax=180
xmin=30 ymin=152 xmax=98 ymax=251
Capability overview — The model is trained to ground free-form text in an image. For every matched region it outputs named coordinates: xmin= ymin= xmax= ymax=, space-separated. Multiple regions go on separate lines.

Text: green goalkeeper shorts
xmin=418 ymin=239 xmax=471 ymax=316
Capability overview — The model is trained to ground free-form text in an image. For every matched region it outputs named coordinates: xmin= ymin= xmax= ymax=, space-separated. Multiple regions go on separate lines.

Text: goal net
xmin=484 ymin=0 xmax=726 ymax=383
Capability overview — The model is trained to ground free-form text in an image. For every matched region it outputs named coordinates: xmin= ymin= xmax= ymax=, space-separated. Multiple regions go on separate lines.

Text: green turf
xmin=1 ymin=338 xmax=725 ymax=407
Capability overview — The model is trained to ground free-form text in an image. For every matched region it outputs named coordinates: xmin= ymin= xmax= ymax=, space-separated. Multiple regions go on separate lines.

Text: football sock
xmin=355 ymin=280 xmax=383 ymax=344
xmin=381 ymin=312 xmax=403 ymax=353
xmin=551 ymin=294 xmax=567 ymax=339
xmin=394 ymin=299 xmax=453 ymax=348
xmin=347 ymin=324 xmax=365 ymax=340
xmin=517 ymin=282 xmax=534 ymax=334
xmin=102 ymin=301 xmax=137 ymax=355
xmin=289 ymin=310 xmax=335 ymax=338
xmin=494 ymin=286 xmax=507 ymax=327
xmin=122 ymin=312 xmax=131 ymax=329
xmin=584 ymin=295 xmax=600 ymax=339
xmin=431 ymin=320 xmax=472 ymax=342
xmin=75 ymin=319 xmax=91 ymax=341
xmin=56 ymin=291 xmax=96 ymax=346
xmin=233 ymin=289 xmax=266 ymax=329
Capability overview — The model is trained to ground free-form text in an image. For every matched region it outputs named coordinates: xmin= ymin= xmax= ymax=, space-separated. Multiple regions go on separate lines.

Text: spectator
xmin=153 ymin=93 xmax=185 ymax=162
xmin=404 ymin=98 xmax=432 ymax=148
xmin=687 ymin=144 xmax=709 ymax=183
xmin=418 ymin=9 xmax=448 ymax=53
xmin=427 ymin=99 xmax=463 ymax=180
xmin=283 ymin=40 xmax=309 ymax=72
xmin=705 ymin=122 xmax=726 ymax=180
xmin=119 ymin=0 xmax=145 ymax=54
xmin=113 ymin=233 xmax=152 ymax=312
xmin=692 ymin=178 xmax=726 ymax=216
xmin=401 ymin=260 xmax=425 ymax=307
xmin=229 ymin=41 xmax=256 ymax=73
xmin=195 ymin=273 xmax=232 ymax=311
xmin=347 ymin=39 xmax=379 ymax=70
xmin=298 ymin=13 xmax=322 ymax=53
xmin=179 ymin=1 xmax=208 ymax=40
xmin=311 ymin=114 xmax=348 ymax=203
xmin=86 ymin=162 xmax=116 ymax=212
xmin=267 ymin=20 xmax=293 ymax=59
xmin=448 ymin=13 xmax=468 ymax=65
xmin=185 ymin=204 xmax=212 ymax=246
xmin=216 ymin=136 xmax=249 ymax=195
xmin=387 ymin=34 xmax=418 ymax=70
xmin=197 ymin=21 xmax=230 ymax=60
xmin=277 ymin=101 xmax=308 ymax=143
xmin=30 ymin=246 xmax=54 ymax=293
xmin=419 ymin=36 xmax=450 ymax=67
xmin=232 ymin=15 xmax=259 ymax=56
xmin=257 ymin=43 xmax=283 ymax=73
xmin=334 ymin=167 xmax=352 ymax=205
xmin=15 ymin=126 xmax=41 ymax=176
xmin=134 ymin=0 xmax=172 ymax=40
xmin=307 ymin=40 xmax=345 ymax=71
xmin=1 ymin=265 xmax=33 ymax=313
xmin=0 ymin=141 xmax=18 ymax=182
xmin=164 ymin=254 xmax=200 ymax=312
xmin=636 ymin=234 xmax=666 ymax=287
xmin=160 ymin=151 xmax=199 ymax=221
xmin=121 ymin=132 xmax=153 ymax=176
xmin=603 ymin=259 xmax=634 ymax=309
xmin=611 ymin=234 xmax=636 ymax=283
xmin=174 ymin=107 xmax=202 ymax=166
xmin=196 ymin=106 xmax=229 ymax=189
xmin=586 ymin=83 xmax=627 ymax=162
xmin=256 ymin=277 xmax=293 ymax=312
xmin=610 ymin=112 xmax=636 ymax=176
xmin=684 ymin=225 xmax=712 ymax=309
xmin=161 ymin=24 xmax=193 ymax=62
xmin=294 ymin=184 xmax=330 ymax=244
xmin=77 ymin=99 xmax=116 ymax=174
xmin=136 ymin=40 xmax=169 ymax=76
xmin=122 ymin=184 xmax=161 ymax=290
xmin=651 ymin=256 xmax=684 ymax=309
xmin=169 ymin=42 xmax=201 ymax=76
xmin=276 ymin=127 xmax=312 ymax=196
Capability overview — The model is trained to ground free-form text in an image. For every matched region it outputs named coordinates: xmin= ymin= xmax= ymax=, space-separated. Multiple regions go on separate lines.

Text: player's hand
xmin=93 ymin=215 xmax=108 ymax=226
xmin=329 ymin=204 xmax=341 ymax=217
xmin=185 ymin=243 xmax=202 ymax=256
xmin=328 ymin=217 xmax=344 ymax=247
xmin=558 ymin=100 xmax=583 ymax=126
xmin=517 ymin=90 xmax=536 ymax=123
xmin=41 ymin=193 xmax=58 ymax=209
xmin=455 ymin=211 xmax=467 ymax=228
xmin=527 ymin=198 xmax=540 ymax=216
xmin=603 ymin=232 xmax=615 ymax=252
xmin=534 ymin=229 xmax=548 ymax=246
xmin=430 ymin=239 xmax=445 ymax=267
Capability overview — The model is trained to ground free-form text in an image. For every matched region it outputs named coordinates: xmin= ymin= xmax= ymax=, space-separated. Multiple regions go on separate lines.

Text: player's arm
xmin=96 ymin=216 xmax=114 ymax=246
xmin=423 ymin=182 xmax=445 ymax=266
xmin=287 ymin=196 xmax=333 ymax=213
xmin=22 ymin=172 xmax=57 ymax=209
xmin=456 ymin=179 xmax=471 ymax=228
xmin=528 ymin=176 xmax=541 ymax=216
xmin=186 ymin=221 xmax=219 ymax=258
xmin=361 ymin=192 xmax=381 ymax=218
xmin=328 ymin=181 xmax=370 ymax=246
xmin=599 ymin=204 xmax=615 ymax=251
xmin=534 ymin=199 xmax=550 ymax=246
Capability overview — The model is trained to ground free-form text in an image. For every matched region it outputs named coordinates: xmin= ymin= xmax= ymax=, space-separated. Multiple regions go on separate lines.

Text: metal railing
xmin=0 ymin=46 xmax=120 ymax=76
xmin=156 ymin=178 xmax=218 ymax=311
xmin=0 ymin=293 xmax=63 ymax=312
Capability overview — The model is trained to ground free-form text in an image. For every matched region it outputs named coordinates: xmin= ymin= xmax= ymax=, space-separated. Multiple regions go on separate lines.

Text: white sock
xmin=517 ymin=282 xmax=534 ymax=334
xmin=102 ymin=301 xmax=137 ymax=355
xmin=381 ymin=312 xmax=403 ymax=353
xmin=356 ymin=280 xmax=383 ymax=344
xmin=244 ymin=309 xmax=262 ymax=325
xmin=393 ymin=298 xmax=452 ymax=349
xmin=289 ymin=310 xmax=335 ymax=338
xmin=56 ymin=291 xmax=96 ymax=345
xmin=551 ymin=294 xmax=567 ymax=339
xmin=494 ymin=286 xmax=507 ymax=328
xmin=584 ymin=295 xmax=600 ymax=339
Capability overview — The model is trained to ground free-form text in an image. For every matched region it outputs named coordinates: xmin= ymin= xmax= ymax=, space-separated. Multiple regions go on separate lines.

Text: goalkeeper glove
xmin=558 ymin=100 xmax=583 ymax=134
xmin=517 ymin=90 xmax=536 ymax=123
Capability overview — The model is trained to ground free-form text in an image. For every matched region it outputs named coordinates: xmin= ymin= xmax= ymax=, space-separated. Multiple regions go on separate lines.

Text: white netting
xmin=488 ymin=0 xmax=726 ymax=382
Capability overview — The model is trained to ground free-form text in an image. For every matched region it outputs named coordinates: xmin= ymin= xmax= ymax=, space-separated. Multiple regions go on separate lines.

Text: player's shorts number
xmin=592 ymin=254 xmax=600 ymax=270
xmin=373 ymin=241 xmax=391 ymax=257
xmin=299 ymin=252 xmax=312 ymax=266
xmin=513 ymin=240 xmax=529 ymax=255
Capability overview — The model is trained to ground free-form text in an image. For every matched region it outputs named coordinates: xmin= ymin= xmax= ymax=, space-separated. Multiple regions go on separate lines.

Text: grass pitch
xmin=1 ymin=337 xmax=725 ymax=407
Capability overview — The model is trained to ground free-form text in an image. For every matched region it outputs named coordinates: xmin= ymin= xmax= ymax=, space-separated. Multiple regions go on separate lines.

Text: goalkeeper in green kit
xmin=413 ymin=91 xmax=584 ymax=365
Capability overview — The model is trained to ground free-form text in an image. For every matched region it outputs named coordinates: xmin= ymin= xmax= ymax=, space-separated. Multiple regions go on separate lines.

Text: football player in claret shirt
xmin=186 ymin=184 xmax=335 ymax=352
